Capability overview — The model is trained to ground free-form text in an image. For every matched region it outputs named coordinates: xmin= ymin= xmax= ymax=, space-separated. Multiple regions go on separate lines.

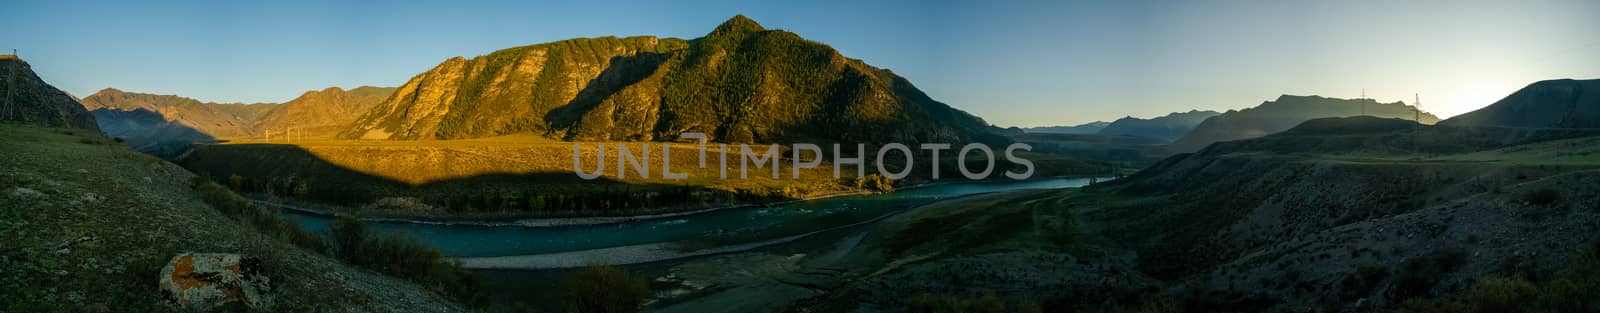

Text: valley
xmin=4 ymin=4 xmax=1599 ymax=313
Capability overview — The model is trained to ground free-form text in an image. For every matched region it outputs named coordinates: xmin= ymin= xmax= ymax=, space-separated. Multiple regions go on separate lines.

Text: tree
xmin=330 ymin=215 xmax=366 ymax=263
xmin=292 ymin=181 xmax=310 ymax=199
xmin=228 ymin=174 xmax=245 ymax=191
xmin=561 ymin=264 xmax=651 ymax=313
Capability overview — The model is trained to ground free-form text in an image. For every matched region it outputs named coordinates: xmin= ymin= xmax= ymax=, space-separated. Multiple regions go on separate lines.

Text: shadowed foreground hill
xmin=1170 ymin=95 xmax=1437 ymax=152
xmin=341 ymin=15 xmax=1000 ymax=145
xmin=1081 ymin=116 xmax=1600 ymax=311
xmin=751 ymin=117 xmax=1600 ymax=312
xmin=1441 ymin=78 xmax=1600 ymax=128
xmin=0 ymin=124 xmax=465 ymax=312
xmin=0 ymin=56 xmax=100 ymax=131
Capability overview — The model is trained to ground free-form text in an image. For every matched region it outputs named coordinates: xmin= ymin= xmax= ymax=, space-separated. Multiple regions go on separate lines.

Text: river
xmin=282 ymin=177 xmax=1103 ymax=258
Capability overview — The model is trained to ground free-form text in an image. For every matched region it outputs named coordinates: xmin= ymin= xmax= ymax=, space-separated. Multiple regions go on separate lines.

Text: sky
xmin=5 ymin=0 xmax=1598 ymax=127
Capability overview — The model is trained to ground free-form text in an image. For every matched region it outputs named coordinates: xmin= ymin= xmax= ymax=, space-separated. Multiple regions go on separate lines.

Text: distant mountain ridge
xmin=1441 ymin=79 xmax=1600 ymax=128
xmin=341 ymin=15 xmax=1000 ymax=144
xmin=256 ymin=86 xmax=396 ymax=138
xmin=0 ymin=56 xmax=100 ymax=131
xmin=1098 ymin=110 xmax=1220 ymax=141
xmin=1170 ymin=95 xmax=1437 ymax=151
xmin=1025 ymin=121 xmax=1110 ymax=134
xmin=83 ymin=86 xmax=394 ymax=156
xmin=81 ymin=88 xmax=275 ymax=137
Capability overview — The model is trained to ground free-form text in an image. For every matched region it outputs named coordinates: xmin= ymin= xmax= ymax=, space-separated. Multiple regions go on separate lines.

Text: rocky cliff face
xmin=341 ymin=36 xmax=688 ymax=140
xmin=342 ymin=15 xmax=1000 ymax=144
xmin=0 ymin=56 xmax=100 ymax=131
xmin=1170 ymin=95 xmax=1438 ymax=152
xmin=1441 ymin=79 xmax=1600 ymax=128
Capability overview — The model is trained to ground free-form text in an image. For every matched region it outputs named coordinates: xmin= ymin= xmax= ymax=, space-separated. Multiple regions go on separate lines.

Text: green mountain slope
xmin=0 ymin=56 xmax=100 ymax=131
xmin=341 ymin=15 xmax=1001 ymax=144
xmin=1440 ymin=78 xmax=1600 ymax=128
xmin=1170 ymin=95 xmax=1437 ymax=151
xmin=340 ymin=36 xmax=689 ymax=140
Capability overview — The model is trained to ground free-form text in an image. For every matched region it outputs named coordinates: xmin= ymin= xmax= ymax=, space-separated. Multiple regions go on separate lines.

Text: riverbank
xmin=452 ymin=189 xmax=1017 ymax=269
xmin=257 ymin=189 xmax=875 ymax=228
xmin=263 ymin=175 xmax=1108 ymax=228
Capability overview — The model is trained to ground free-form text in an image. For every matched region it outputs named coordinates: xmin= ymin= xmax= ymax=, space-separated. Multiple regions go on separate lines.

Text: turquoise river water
xmin=283 ymin=177 xmax=1101 ymax=257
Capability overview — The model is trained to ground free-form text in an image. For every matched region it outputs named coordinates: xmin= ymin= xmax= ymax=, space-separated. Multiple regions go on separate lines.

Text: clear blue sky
xmin=6 ymin=0 xmax=1598 ymax=127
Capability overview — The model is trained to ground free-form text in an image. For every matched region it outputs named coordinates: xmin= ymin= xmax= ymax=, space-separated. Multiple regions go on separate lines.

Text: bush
xmin=561 ymin=264 xmax=651 ymax=313
xmin=363 ymin=235 xmax=440 ymax=279
xmin=1466 ymin=276 xmax=1538 ymax=313
xmin=193 ymin=178 xmax=326 ymax=253
xmin=1395 ymin=298 xmax=1469 ymax=313
xmin=855 ymin=173 xmax=894 ymax=192
xmin=1534 ymin=242 xmax=1600 ymax=312
xmin=330 ymin=215 xmax=366 ymax=262
xmin=1522 ymin=188 xmax=1561 ymax=206
xmin=907 ymin=293 xmax=1039 ymax=313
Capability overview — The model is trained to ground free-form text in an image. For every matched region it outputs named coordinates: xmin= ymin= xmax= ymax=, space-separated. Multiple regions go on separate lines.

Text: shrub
xmin=1522 ymin=188 xmax=1561 ymax=206
xmin=907 ymin=293 xmax=1039 ymax=313
xmin=1395 ymin=298 xmax=1469 ymax=313
xmin=1437 ymin=246 xmax=1470 ymax=273
xmin=192 ymin=178 xmax=327 ymax=253
xmin=228 ymin=174 xmax=245 ymax=191
xmin=1534 ymin=242 xmax=1600 ymax=312
xmin=561 ymin=264 xmax=651 ymax=313
xmin=363 ymin=235 xmax=441 ymax=279
xmin=330 ymin=215 xmax=366 ymax=262
xmin=854 ymin=173 xmax=894 ymax=192
xmin=1466 ymin=276 xmax=1538 ymax=313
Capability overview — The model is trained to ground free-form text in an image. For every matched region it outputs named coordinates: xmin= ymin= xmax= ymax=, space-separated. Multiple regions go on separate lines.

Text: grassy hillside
xmin=1086 ymin=117 xmax=1600 ymax=311
xmin=0 ymin=123 xmax=465 ymax=312
xmin=651 ymin=117 xmax=1600 ymax=312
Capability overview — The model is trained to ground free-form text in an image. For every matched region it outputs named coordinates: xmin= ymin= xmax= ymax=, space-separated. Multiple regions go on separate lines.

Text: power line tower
xmin=1361 ymin=88 xmax=1367 ymax=116
xmin=1414 ymin=93 xmax=1421 ymax=122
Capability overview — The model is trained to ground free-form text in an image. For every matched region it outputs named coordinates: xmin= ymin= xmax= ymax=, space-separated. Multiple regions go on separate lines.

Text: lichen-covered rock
xmin=158 ymin=253 xmax=272 ymax=310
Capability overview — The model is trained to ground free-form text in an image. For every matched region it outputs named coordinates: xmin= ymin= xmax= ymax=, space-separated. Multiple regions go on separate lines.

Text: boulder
xmin=158 ymin=253 xmax=272 ymax=310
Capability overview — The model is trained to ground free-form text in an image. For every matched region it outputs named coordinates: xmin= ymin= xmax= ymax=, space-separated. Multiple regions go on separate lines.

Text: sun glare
xmin=1435 ymin=80 xmax=1526 ymax=119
